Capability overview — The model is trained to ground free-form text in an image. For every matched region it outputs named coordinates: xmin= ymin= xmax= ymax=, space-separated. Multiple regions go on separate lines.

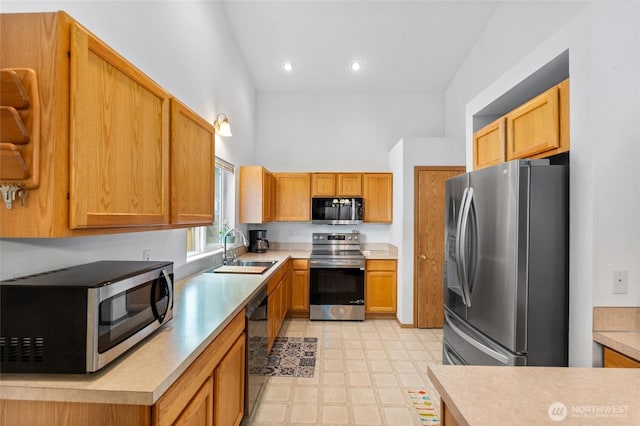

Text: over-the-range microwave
xmin=0 ymin=260 xmax=173 ymax=374
xmin=312 ymin=197 xmax=364 ymax=225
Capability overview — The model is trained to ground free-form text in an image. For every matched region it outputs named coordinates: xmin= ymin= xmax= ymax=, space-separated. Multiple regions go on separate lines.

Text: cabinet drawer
xmin=292 ymin=259 xmax=309 ymax=270
xmin=366 ymin=259 xmax=396 ymax=271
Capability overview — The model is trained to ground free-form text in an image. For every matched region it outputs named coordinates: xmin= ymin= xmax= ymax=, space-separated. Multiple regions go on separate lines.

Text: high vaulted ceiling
xmin=221 ymin=0 xmax=502 ymax=93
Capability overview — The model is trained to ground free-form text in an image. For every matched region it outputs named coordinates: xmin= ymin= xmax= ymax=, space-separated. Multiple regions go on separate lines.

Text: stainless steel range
xmin=309 ymin=232 xmax=365 ymax=321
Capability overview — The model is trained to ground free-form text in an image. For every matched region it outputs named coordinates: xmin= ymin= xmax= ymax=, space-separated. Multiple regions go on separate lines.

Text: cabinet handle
xmin=419 ymin=254 xmax=427 ymax=261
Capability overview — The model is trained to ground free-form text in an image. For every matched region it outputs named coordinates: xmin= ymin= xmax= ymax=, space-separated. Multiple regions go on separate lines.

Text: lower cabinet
xmin=365 ymin=259 xmax=397 ymax=315
xmin=213 ymin=335 xmax=246 ymax=426
xmin=603 ymin=347 xmax=640 ymax=368
xmin=267 ymin=261 xmax=290 ymax=351
xmin=289 ymin=259 xmax=309 ymax=315
xmin=153 ymin=310 xmax=246 ymax=426
xmin=174 ymin=377 xmax=213 ymax=426
xmin=0 ymin=310 xmax=246 ymax=426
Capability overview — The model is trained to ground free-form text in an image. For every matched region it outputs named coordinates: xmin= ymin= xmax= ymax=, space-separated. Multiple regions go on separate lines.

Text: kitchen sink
xmin=228 ymin=260 xmax=277 ymax=268
xmin=205 ymin=260 xmax=277 ymax=274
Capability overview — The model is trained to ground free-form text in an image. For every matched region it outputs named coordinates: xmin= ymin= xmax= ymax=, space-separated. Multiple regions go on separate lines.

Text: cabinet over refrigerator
xmin=442 ymin=159 xmax=569 ymax=366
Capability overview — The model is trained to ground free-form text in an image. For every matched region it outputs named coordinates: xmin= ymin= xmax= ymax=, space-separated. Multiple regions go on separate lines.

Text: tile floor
xmin=242 ymin=318 xmax=443 ymax=426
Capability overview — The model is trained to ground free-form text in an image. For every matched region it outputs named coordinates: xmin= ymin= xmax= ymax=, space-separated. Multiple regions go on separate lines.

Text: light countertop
xmin=0 ymin=251 xmax=294 ymax=405
xmin=428 ymin=365 xmax=640 ymax=425
xmin=592 ymin=306 xmax=640 ymax=362
xmin=0 ymin=248 xmax=395 ymax=405
xmin=593 ymin=331 xmax=640 ymax=362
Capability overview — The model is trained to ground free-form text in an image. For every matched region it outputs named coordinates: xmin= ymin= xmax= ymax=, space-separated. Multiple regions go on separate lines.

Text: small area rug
xmin=408 ymin=390 xmax=440 ymax=425
xmin=263 ymin=336 xmax=317 ymax=378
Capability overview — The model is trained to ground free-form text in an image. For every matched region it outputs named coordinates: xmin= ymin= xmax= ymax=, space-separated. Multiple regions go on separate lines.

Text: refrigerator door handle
xmin=445 ymin=310 xmax=509 ymax=364
xmin=455 ymin=187 xmax=470 ymax=306
xmin=458 ymin=187 xmax=474 ymax=307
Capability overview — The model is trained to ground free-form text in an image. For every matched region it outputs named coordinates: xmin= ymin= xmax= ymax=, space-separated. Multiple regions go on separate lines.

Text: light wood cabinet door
xmin=336 ymin=173 xmax=362 ymax=196
xmin=506 ymin=85 xmax=560 ymax=160
xmin=213 ymin=334 xmax=245 ymax=426
xmin=174 ymin=377 xmax=213 ymax=426
xmin=170 ymin=99 xmax=215 ymax=226
xmin=267 ymin=279 xmax=282 ymax=352
xmin=239 ymin=166 xmax=273 ymax=224
xmin=474 ymin=79 xmax=569 ymax=169
xmin=69 ymin=22 xmax=170 ymax=229
xmin=363 ymin=173 xmax=393 ymax=223
xmin=365 ymin=260 xmax=397 ymax=314
xmin=473 ymin=118 xmax=505 ymax=170
xmin=290 ymin=259 xmax=309 ymax=313
xmin=311 ymin=173 xmax=336 ymax=196
xmin=274 ymin=172 xmax=310 ymax=221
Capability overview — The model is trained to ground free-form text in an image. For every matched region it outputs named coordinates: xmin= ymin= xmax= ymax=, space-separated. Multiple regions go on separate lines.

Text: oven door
xmin=309 ymin=263 xmax=365 ymax=321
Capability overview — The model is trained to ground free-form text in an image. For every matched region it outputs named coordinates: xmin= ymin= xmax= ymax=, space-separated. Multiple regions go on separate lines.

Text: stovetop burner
xmin=309 ymin=232 xmax=364 ymax=267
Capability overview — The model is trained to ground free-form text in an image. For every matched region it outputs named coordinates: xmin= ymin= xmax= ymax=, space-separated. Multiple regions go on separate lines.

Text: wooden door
xmin=69 ymin=22 xmax=170 ymax=229
xmin=170 ymin=99 xmax=215 ymax=226
xmin=414 ymin=167 xmax=465 ymax=328
xmin=213 ymin=334 xmax=245 ymax=426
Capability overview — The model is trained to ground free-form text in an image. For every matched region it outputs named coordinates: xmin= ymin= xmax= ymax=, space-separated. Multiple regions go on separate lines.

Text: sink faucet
xmin=222 ymin=228 xmax=248 ymax=265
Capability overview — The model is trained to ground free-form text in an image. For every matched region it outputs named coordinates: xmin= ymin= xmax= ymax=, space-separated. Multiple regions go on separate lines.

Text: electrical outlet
xmin=143 ymin=249 xmax=151 ymax=261
xmin=613 ymin=270 xmax=628 ymax=294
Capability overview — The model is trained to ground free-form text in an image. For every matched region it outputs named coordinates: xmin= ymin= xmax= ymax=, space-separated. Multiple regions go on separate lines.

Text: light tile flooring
xmin=242 ymin=318 xmax=443 ymax=426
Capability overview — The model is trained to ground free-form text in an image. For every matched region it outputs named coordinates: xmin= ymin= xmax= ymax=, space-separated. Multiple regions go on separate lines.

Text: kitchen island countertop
xmin=0 ymin=251 xmax=295 ymax=406
xmin=428 ymin=365 xmax=640 ymax=425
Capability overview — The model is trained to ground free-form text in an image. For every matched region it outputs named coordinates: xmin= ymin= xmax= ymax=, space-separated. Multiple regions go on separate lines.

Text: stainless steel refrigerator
xmin=442 ymin=159 xmax=568 ymax=366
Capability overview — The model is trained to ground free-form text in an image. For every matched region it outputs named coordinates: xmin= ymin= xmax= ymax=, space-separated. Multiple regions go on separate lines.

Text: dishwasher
xmin=245 ymin=286 xmax=268 ymax=418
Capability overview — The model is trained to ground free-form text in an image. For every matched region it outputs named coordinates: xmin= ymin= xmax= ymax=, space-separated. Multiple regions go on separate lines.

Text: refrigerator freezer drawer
xmin=443 ymin=308 xmax=526 ymax=366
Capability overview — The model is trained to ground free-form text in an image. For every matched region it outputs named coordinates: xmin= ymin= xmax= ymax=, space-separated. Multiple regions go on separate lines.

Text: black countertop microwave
xmin=312 ymin=197 xmax=364 ymax=225
xmin=0 ymin=260 xmax=174 ymax=374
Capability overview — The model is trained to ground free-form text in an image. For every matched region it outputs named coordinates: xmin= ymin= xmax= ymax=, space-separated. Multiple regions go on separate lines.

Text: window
xmin=187 ymin=158 xmax=236 ymax=258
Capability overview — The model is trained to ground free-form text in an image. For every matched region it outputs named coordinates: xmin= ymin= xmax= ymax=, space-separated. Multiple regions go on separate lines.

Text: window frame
xmin=186 ymin=157 xmax=236 ymax=260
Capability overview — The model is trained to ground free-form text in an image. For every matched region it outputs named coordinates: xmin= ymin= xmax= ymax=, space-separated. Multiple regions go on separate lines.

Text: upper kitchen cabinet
xmin=363 ymin=173 xmax=393 ymax=223
xmin=239 ymin=166 xmax=274 ymax=223
xmin=473 ymin=79 xmax=570 ymax=170
xmin=0 ymin=12 xmax=189 ymax=236
xmin=310 ymin=173 xmax=335 ymax=197
xmin=311 ymin=173 xmax=362 ymax=197
xmin=473 ymin=118 xmax=505 ymax=170
xmin=69 ymin=21 xmax=170 ymax=229
xmin=170 ymin=99 xmax=215 ymax=226
xmin=274 ymin=172 xmax=310 ymax=221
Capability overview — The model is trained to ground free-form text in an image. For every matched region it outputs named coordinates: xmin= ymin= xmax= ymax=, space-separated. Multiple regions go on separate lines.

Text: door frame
xmin=413 ymin=166 xmax=466 ymax=328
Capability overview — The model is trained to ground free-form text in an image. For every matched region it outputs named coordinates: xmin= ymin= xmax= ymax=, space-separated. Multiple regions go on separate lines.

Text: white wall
xmin=256 ymin=92 xmax=445 ymax=171
xmin=251 ymin=90 xmax=446 ymax=244
xmin=0 ymin=1 xmax=257 ymax=280
xmin=389 ymin=138 xmax=466 ymax=324
xmin=445 ymin=1 xmax=589 ymax=139
xmin=446 ymin=0 xmax=640 ymax=366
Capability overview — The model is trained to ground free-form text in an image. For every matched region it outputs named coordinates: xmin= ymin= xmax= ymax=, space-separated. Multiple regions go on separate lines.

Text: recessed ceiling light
xmin=350 ymin=61 xmax=362 ymax=72
xmin=283 ymin=62 xmax=294 ymax=72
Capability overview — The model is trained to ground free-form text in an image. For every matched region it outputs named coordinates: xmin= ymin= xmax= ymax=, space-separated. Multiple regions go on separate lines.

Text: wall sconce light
xmin=214 ymin=113 xmax=232 ymax=137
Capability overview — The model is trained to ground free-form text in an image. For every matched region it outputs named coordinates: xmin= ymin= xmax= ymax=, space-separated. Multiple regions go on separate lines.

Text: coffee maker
xmin=249 ymin=230 xmax=270 ymax=253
